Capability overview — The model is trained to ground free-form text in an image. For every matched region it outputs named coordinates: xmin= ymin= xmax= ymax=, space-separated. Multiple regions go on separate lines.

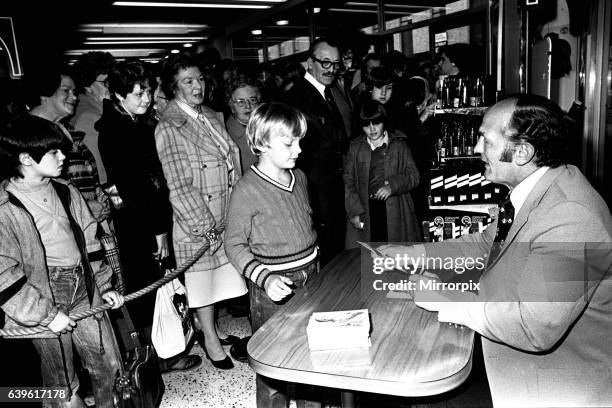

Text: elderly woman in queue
xmin=27 ymin=66 xmax=111 ymax=222
xmin=225 ymin=75 xmax=263 ymax=173
xmin=155 ymin=53 xmax=248 ymax=369
xmin=96 ymin=60 xmax=201 ymax=372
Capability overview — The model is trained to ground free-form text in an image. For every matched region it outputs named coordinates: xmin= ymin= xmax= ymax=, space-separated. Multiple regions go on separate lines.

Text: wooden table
xmin=247 ymin=249 xmax=474 ymax=405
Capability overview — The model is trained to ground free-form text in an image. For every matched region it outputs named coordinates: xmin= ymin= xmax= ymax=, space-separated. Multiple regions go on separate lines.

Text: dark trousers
xmin=368 ymin=198 xmax=388 ymax=242
xmin=249 ymin=263 xmax=321 ymax=408
xmin=32 ymin=266 xmax=122 ymax=408
xmin=114 ymin=208 xmax=162 ymax=328
xmin=308 ymin=172 xmax=346 ymax=266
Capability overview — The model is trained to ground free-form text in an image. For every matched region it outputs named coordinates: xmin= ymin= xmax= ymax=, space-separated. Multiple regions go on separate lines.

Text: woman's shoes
xmin=195 ymin=331 xmax=234 ymax=369
xmin=203 ymin=348 xmax=234 ymax=370
xmin=218 ymin=334 xmax=240 ymax=346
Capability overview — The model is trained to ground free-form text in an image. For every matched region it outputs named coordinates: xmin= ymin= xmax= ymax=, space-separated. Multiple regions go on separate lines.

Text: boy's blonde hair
xmin=246 ymin=102 xmax=307 ymax=155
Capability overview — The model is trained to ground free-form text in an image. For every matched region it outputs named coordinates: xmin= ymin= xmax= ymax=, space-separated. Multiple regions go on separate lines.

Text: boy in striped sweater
xmin=225 ymin=102 xmax=320 ymax=407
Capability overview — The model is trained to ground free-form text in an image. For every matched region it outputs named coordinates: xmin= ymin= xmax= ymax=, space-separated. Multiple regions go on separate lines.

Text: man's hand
xmin=264 ymin=275 xmax=294 ymax=302
xmin=154 ymin=233 xmax=169 ymax=260
xmin=373 ymin=244 xmax=427 ymax=274
xmin=349 ymin=215 xmax=363 ymax=230
xmin=102 ymin=291 xmax=125 ymax=309
xmin=373 ymin=185 xmax=392 ymax=200
xmin=48 ymin=311 xmax=76 ymax=334
xmin=412 ymin=274 xmax=445 ymax=311
xmin=412 ymin=275 xmax=464 ymax=328
xmin=88 ymin=198 xmax=111 ymax=221
xmin=376 ymin=243 xmax=426 ymax=259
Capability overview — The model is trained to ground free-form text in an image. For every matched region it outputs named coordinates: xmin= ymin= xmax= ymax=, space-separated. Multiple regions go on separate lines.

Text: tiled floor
xmin=160 ymin=313 xmax=256 ymax=408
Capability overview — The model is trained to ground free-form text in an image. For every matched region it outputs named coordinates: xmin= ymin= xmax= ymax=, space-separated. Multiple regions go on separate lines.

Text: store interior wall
xmin=539 ymin=0 xmax=578 ymax=110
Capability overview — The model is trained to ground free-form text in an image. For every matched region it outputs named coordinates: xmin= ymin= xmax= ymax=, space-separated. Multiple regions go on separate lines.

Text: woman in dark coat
xmin=344 ymin=100 xmax=421 ymax=248
xmin=97 ymin=60 xmax=201 ymax=371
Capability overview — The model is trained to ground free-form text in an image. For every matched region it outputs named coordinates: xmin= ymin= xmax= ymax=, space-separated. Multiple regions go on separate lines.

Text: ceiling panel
xmin=5 ymin=0 xmax=464 ymax=68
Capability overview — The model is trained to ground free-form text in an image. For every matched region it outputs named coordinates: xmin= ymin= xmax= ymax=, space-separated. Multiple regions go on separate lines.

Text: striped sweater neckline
xmin=251 ymin=165 xmax=295 ymax=192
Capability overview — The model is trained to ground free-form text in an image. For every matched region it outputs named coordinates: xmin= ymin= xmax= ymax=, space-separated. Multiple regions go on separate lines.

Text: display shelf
xmin=433 ymin=106 xmax=488 ymax=115
xmin=426 ymin=203 xmax=497 ymax=214
xmin=440 ymin=155 xmax=480 ymax=162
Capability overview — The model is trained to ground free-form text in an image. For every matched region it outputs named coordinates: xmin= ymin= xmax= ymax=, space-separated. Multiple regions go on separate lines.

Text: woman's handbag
xmin=114 ymin=306 xmax=165 ymax=408
xmin=151 ymin=275 xmax=194 ymax=359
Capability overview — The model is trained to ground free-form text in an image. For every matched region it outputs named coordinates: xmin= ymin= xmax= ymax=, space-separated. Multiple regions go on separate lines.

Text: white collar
xmin=251 ymin=165 xmax=295 ymax=192
xmin=366 ymin=131 xmax=389 ymax=151
xmin=510 ymin=166 xmax=549 ymax=216
xmin=176 ymin=99 xmax=200 ymax=121
xmin=304 ymin=72 xmax=326 ymax=100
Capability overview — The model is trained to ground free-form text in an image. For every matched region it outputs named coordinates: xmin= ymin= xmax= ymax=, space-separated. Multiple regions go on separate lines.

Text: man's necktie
xmin=324 ymin=86 xmax=342 ymax=118
xmin=324 ymin=86 xmax=349 ymax=153
xmin=487 ymin=195 xmax=515 ymax=267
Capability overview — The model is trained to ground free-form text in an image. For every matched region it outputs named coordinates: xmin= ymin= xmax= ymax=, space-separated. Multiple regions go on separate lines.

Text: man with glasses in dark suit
xmin=284 ymin=37 xmax=349 ymax=265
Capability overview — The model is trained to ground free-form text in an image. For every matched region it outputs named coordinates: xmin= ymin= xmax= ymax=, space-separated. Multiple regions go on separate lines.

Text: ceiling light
xmin=346 ymin=2 xmax=430 ymax=8
xmin=313 ymin=7 xmax=320 ymax=13
xmin=86 ymin=36 xmax=205 ymax=41
xmin=276 ymin=20 xmax=289 ymax=25
xmin=78 ymin=23 xmax=209 ymax=35
xmin=64 ymin=48 xmax=167 ymax=57
xmin=170 ymin=49 xmax=180 ymax=54
xmin=79 ymin=23 xmax=208 ymax=30
xmin=84 ymin=40 xmax=198 ymax=45
xmin=183 ymin=43 xmax=193 ymax=48
xmin=113 ymin=2 xmax=272 ymax=9
xmin=251 ymin=29 xmax=262 ymax=35
xmin=328 ymin=8 xmax=409 ymax=15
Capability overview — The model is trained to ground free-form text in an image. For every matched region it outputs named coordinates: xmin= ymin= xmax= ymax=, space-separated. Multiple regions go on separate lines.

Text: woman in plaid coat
xmin=155 ymin=54 xmax=247 ymax=369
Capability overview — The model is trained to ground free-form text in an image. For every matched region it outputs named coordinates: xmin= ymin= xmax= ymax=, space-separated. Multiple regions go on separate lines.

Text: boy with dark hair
xmin=0 ymin=115 xmax=124 ymax=408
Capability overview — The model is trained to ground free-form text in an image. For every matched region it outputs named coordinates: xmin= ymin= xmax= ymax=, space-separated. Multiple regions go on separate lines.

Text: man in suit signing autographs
xmin=379 ymin=94 xmax=612 ymax=407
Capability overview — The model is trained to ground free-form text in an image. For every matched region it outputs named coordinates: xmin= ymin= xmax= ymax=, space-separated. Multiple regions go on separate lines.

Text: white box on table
xmin=306 ymin=309 xmax=371 ymax=351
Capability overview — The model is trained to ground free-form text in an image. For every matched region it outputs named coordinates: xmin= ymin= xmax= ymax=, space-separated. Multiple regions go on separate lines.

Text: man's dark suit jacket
xmin=284 ymin=77 xmax=348 ymax=264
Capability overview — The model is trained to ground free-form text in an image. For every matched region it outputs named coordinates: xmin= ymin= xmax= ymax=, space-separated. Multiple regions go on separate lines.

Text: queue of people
xmin=0 ymin=36 xmax=610 ymax=408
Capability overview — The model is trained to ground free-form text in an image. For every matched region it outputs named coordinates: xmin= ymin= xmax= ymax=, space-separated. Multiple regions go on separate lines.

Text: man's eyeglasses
xmin=232 ymin=97 xmax=261 ymax=108
xmin=311 ymin=56 xmax=342 ymax=70
xmin=95 ymin=80 xmax=109 ymax=88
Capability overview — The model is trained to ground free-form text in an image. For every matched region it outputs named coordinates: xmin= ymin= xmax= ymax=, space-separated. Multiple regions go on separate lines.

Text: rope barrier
xmin=0 ymin=242 xmax=210 ymax=338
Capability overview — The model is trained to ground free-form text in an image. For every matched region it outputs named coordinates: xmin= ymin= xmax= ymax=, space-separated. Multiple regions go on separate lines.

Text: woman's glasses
xmin=232 ymin=97 xmax=261 ymax=108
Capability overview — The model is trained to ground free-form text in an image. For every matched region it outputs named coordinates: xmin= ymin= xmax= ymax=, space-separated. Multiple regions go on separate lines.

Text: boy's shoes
xmin=160 ymin=354 xmax=202 ymax=373
xmin=230 ymin=336 xmax=250 ymax=363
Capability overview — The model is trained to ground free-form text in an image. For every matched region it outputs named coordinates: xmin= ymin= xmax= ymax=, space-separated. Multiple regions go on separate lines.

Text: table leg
xmin=340 ymin=391 xmax=355 ymax=408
